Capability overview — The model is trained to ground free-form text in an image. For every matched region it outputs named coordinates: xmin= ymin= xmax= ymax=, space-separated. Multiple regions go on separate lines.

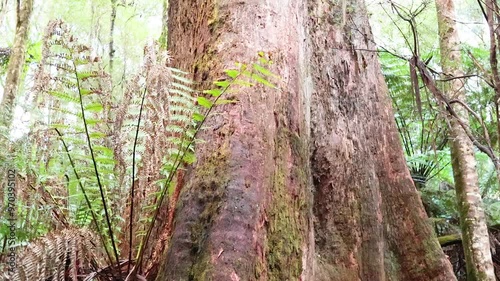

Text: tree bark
xmin=0 ymin=0 xmax=33 ymax=130
xmin=154 ymin=0 xmax=456 ymax=280
xmin=436 ymin=0 xmax=495 ymax=280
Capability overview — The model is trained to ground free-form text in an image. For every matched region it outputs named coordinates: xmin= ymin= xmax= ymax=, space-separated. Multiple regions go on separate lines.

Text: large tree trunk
xmin=0 ymin=0 xmax=33 ymax=129
xmin=309 ymin=1 xmax=454 ymax=280
xmin=436 ymin=0 xmax=495 ymax=279
xmin=154 ymin=0 xmax=456 ymax=280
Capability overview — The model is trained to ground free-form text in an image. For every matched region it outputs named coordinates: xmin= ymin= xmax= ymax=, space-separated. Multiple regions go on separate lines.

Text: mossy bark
xmin=438 ymin=234 xmax=462 ymax=247
xmin=155 ymin=0 xmax=456 ymax=280
xmin=309 ymin=0 xmax=455 ymax=280
xmin=436 ymin=0 xmax=495 ymax=279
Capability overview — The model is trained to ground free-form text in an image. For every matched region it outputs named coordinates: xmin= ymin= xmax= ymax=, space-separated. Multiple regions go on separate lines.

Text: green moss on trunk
xmin=264 ymin=126 xmax=308 ymax=281
xmin=188 ymin=145 xmax=230 ymax=280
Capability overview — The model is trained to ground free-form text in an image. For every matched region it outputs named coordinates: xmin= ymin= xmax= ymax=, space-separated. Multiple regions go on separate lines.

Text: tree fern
xmin=30 ymin=20 xmax=121 ymax=269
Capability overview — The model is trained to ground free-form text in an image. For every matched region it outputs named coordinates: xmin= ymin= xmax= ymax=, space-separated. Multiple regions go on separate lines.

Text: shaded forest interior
xmin=1 ymin=0 xmax=500 ymax=280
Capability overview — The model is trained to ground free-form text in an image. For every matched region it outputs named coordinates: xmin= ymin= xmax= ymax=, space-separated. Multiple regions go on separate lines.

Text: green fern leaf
xmin=252 ymin=63 xmax=277 ymax=78
xmin=193 ymin=112 xmax=205 ymax=122
xmin=214 ymin=80 xmax=230 ymax=88
xmin=215 ymin=99 xmax=237 ymax=105
xmin=251 ymin=73 xmax=276 ymax=88
xmin=197 ymin=97 xmax=213 ymax=108
xmin=225 ymin=69 xmax=239 ymax=78
xmin=84 ymin=103 xmax=104 ymax=112
xmin=203 ymin=89 xmax=222 ymax=97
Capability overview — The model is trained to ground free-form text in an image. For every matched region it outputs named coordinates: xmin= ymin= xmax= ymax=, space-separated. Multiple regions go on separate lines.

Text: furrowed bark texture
xmin=309 ymin=1 xmax=455 ymax=281
xmin=156 ymin=0 xmax=456 ymax=280
xmin=436 ymin=0 xmax=495 ymax=279
xmin=158 ymin=1 xmax=313 ymax=280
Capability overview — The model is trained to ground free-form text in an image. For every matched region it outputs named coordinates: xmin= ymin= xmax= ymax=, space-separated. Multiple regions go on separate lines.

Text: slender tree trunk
xmin=0 ymin=0 xmax=33 ymax=129
xmin=0 ymin=0 xmax=9 ymax=30
xmin=483 ymin=0 xmax=500 ymax=154
xmin=436 ymin=0 xmax=495 ymax=280
xmin=158 ymin=0 xmax=168 ymax=48
xmin=154 ymin=0 xmax=456 ymax=280
xmin=0 ymin=0 xmax=32 ymax=249
xmin=483 ymin=0 xmax=500 ymax=197
xmin=109 ymin=0 xmax=117 ymax=74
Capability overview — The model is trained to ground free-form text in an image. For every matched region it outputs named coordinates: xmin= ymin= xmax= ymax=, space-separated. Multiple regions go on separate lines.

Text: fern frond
xmin=4 ymin=228 xmax=105 ymax=281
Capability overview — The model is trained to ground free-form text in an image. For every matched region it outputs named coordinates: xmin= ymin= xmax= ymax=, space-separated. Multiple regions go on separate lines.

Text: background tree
xmin=0 ymin=0 xmax=33 ymax=130
xmin=370 ymin=0 xmax=500 ymax=279
xmin=436 ymin=0 xmax=495 ymax=279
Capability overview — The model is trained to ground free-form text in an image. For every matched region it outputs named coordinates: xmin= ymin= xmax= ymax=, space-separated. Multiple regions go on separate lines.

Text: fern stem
xmin=71 ymin=60 xmax=122 ymax=275
xmin=55 ymin=128 xmax=115 ymax=272
xmin=132 ymin=73 xmax=241 ymax=275
xmin=127 ymin=87 xmax=147 ymax=274
xmin=131 ymin=140 xmax=183 ymax=275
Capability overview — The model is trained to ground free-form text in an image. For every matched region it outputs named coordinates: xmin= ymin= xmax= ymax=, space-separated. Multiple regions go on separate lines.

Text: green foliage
xmin=26 ymin=41 xmax=42 ymax=64
xmin=375 ymin=1 xmax=500 ymax=243
xmin=31 ymin=20 xmax=121 ymax=265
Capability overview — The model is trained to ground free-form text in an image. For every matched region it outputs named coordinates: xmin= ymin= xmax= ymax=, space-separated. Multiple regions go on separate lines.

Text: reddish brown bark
xmin=309 ymin=2 xmax=455 ymax=281
xmin=153 ymin=0 xmax=456 ymax=280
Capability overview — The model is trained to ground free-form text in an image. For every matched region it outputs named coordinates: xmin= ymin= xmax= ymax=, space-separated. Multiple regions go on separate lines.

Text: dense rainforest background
xmin=1 ymin=0 xmax=500 ymax=280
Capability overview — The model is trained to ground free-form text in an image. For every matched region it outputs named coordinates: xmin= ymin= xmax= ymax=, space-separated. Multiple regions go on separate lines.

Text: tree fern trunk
xmin=153 ymin=0 xmax=456 ymax=280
